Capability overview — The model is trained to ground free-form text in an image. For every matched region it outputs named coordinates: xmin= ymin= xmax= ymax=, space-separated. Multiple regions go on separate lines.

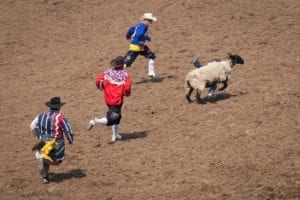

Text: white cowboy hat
xmin=141 ymin=13 xmax=157 ymax=22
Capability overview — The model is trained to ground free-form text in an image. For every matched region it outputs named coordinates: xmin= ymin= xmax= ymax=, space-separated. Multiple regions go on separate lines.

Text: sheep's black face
xmin=230 ymin=54 xmax=244 ymax=65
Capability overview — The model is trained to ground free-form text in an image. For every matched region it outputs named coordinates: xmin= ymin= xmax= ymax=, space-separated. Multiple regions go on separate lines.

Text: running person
xmin=30 ymin=97 xmax=74 ymax=184
xmin=124 ymin=13 xmax=157 ymax=79
xmin=87 ymin=56 xmax=131 ymax=142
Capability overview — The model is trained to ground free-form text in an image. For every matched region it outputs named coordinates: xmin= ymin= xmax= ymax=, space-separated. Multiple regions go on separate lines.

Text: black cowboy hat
xmin=110 ymin=56 xmax=125 ymax=69
xmin=45 ymin=97 xmax=65 ymax=109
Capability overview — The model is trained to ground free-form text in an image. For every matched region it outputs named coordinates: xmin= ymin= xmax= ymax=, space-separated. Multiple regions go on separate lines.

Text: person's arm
xmin=124 ymin=76 xmax=131 ymax=97
xmin=30 ymin=116 xmax=39 ymax=137
xmin=135 ymin=24 xmax=151 ymax=41
xmin=143 ymin=34 xmax=151 ymax=41
xmin=126 ymin=26 xmax=136 ymax=40
xmin=96 ymin=72 xmax=105 ymax=90
xmin=62 ymin=118 xmax=74 ymax=145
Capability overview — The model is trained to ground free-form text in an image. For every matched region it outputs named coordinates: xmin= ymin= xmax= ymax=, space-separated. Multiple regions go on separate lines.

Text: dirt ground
xmin=0 ymin=0 xmax=299 ymax=199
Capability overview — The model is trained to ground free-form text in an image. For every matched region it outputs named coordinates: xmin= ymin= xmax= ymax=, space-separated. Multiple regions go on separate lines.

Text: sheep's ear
xmin=227 ymin=52 xmax=232 ymax=58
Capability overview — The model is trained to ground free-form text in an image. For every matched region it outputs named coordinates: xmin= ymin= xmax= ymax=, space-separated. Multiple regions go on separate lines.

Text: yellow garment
xmin=129 ymin=44 xmax=141 ymax=51
xmin=41 ymin=139 xmax=57 ymax=162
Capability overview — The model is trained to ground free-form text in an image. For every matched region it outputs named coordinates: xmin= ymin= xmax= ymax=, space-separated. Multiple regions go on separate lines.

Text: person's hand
xmin=98 ymin=80 xmax=105 ymax=90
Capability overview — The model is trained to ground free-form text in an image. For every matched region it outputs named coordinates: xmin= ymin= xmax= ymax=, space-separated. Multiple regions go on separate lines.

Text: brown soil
xmin=0 ymin=0 xmax=299 ymax=199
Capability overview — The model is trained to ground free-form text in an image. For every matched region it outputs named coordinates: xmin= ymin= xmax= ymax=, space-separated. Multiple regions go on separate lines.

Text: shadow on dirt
xmin=120 ymin=130 xmax=149 ymax=140
xmin=198 ymin=91 xmax=248 ymax=104
xmin=50 ymin=169 xmax=86 ymax=183
xmin=205 ymin=93 xmax=234 ymax=103
xmin=134 ymin=75 xmax=175 ymax=84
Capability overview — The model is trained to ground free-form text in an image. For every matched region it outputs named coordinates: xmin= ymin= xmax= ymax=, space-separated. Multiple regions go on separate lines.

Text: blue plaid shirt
xmin=31 ymin=109 xmax=73 ymax=143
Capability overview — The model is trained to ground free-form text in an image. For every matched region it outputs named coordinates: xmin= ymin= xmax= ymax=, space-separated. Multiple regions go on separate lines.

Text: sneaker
xmin=112 ymin=134 xmax=123 ymax=142
xmin=148 ymin=69 xmax=156 ymax=77
xmin=208 ymin=92 xmax=214 ymax=97
xmin=148 ymin=71 xmax=156 ymax=79
xmin=86 ymin=117 xmax=96 ymax=131
xmin=193 ymin=54 xmax=204 ymax=68
xmin=148 ymin=75 xmax=155 ymax=81
xmin=111 ymin=135 xmax=116 ymax=142
xmin=42 ymin=175 xmax=50 ymax=184
xmin=116 ymin=134 xmax=123 ymax=140
xmin=192 ymin=54 xmax=200 ymax=64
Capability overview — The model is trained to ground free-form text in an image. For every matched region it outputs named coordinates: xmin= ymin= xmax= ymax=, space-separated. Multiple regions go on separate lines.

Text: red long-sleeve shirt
xmin=96 ymin=69 xmax=131 ymax=105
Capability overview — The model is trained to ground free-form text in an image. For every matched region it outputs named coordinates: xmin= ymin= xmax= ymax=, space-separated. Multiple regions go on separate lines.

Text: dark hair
xmin=110 ymin=56 xmax=125 ymax=68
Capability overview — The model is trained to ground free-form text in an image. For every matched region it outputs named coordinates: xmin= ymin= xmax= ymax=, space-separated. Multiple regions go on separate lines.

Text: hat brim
xmin=111 ymin=64 xmax=124 ymax=68
xmin=45 ymin=102 xmax=65 ymax=109
xmin=141 ymin=16 xmax=157 ymax=22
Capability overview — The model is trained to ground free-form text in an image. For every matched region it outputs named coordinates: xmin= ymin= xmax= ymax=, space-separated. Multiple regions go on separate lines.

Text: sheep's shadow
xmin=120 ymin=130 xmax=149 ymax=141
xmin=201 ymin=91 xmax=248 ymax=104
xmin=49 ymin=169 xmax=86 ymax=183
xmin=204 ymin=93 xmax=233 ymax=103
xmin=134 ymin=75 xmax=175 ymax=84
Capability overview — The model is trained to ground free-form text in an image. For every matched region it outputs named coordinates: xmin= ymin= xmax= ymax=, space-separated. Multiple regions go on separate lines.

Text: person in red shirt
xmin=87 ymin=56 xmax=131 ymax=142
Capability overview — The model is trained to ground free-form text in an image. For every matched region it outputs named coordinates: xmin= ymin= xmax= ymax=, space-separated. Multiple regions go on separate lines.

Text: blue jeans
xmin=208 ymin=84 xmax=217 ymax=95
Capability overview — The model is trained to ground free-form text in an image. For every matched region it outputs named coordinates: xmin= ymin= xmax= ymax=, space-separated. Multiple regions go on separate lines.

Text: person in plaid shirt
xmin=30 ymin=97 xmax=74 ymax=184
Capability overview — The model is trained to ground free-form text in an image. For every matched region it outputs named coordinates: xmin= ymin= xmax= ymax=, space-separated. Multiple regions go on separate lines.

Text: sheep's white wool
xmin=185 ymin=59 xmax=232 ymax=92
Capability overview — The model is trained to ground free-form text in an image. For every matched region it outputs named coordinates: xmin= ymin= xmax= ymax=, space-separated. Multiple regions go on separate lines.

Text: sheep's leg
xmin=185 ymin=80 xmax=194 ymax=103
xmin=196 ymin=89 xmax=206 ymax=104
xmin=186 ymin=87 xmax=193 ymax=103
xmin=219 ymin=81 xmax=228 ymax=91
xmin=196 ymin=89 xmax=200 ymax=101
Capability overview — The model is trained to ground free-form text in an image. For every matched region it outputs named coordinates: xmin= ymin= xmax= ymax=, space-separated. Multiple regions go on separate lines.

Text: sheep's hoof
xmin=186 ymin=95 xmax=192 ymax=103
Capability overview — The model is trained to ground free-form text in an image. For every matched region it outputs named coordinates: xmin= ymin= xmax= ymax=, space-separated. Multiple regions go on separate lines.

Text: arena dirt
xmin=0 ymin=0 xmax=299 ymax=199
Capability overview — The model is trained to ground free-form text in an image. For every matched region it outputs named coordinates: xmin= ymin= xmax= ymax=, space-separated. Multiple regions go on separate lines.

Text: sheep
xmin=185 ymin=53 xmax=244 ymax=104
